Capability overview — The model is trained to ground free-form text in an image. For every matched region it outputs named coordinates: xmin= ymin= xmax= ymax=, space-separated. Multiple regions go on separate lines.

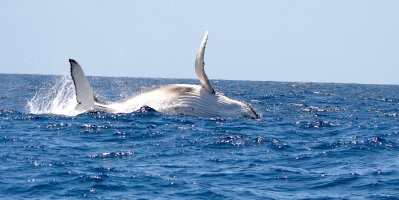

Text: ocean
xmin=0 ymin=73 xmax=398 ymax=199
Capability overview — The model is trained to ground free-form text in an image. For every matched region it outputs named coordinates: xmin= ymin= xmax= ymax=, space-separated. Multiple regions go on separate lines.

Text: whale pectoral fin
xmin=195 ymin=31 xmax=215 ymax=94
xmin=69 ymin=59 xmax=96 ymax=111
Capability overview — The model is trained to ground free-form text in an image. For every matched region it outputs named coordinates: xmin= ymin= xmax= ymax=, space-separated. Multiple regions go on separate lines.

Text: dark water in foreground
xmin=0 ymin=74 xmax=398 ymax=199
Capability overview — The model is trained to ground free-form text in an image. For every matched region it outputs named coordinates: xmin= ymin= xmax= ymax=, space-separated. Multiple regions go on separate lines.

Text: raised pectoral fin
xmin=195 ymin=31 xmax=215 ymax=94
xmin=69 ymin=59 xmax=95 ymax=110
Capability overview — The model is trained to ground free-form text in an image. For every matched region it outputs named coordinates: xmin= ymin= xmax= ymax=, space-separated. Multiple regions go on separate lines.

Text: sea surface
xmin=0 ymin=73 xmax=398 ymax=199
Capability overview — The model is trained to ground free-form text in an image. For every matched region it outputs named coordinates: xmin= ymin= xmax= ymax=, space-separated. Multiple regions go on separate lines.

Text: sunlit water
xmin=0 ymin=74 xmax=398 ymax=199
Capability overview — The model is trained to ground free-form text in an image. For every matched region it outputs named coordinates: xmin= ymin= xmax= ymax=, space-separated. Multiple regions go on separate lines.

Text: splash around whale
xmin=69 ymin=32 xmax=260 ymax=119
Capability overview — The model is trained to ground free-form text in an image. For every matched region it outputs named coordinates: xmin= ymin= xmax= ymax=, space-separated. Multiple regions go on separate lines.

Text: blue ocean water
xmin=0 ymin=73 xmax=398 ymax=199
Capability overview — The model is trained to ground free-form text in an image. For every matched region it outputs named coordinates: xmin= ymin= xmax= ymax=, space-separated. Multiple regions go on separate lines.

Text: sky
xmin=0 ymin=0 xmax=398 ymax=84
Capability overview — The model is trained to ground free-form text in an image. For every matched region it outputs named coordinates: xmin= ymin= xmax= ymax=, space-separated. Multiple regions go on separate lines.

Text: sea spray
xmin=27 ymin=75 xmax=81 ymax=116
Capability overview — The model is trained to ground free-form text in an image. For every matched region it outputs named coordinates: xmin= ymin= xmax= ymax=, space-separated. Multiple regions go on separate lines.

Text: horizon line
xmin=1 ymin=72 xmax=398 ymax=87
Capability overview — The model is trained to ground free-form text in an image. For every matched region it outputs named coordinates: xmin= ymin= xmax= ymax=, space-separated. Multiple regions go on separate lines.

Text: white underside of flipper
xmin=69 ymin=59 xmax=95 ymax=111
xmin=195 ymin=31 xmax=215 ymax=94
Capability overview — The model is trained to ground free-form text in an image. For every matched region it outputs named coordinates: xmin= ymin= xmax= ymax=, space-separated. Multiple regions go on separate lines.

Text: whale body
xmin=69 ymin=32 xmax=260 ymax=119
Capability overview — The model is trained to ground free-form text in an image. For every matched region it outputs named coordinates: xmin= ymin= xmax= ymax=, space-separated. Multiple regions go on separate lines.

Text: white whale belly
xmin=97 ymin=84 xmax=254 ymax=118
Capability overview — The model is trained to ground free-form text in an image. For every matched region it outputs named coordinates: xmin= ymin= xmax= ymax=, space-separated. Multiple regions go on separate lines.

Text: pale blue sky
xmin=0 ymin=0 xmax=398 ymax=84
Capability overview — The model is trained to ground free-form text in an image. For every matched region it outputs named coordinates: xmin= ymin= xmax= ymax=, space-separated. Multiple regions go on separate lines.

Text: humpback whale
xmin=69 ymin=32 xmax=260 ymax=119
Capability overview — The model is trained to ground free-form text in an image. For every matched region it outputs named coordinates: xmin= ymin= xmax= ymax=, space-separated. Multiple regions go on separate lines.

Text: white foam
xmin=27 ymin=75 xmax=82 ymax=116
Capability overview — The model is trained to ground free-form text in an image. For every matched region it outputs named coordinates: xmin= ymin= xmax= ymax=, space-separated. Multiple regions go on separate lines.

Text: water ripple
xmin=1 ymin=74 xmax=399 ymax=199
